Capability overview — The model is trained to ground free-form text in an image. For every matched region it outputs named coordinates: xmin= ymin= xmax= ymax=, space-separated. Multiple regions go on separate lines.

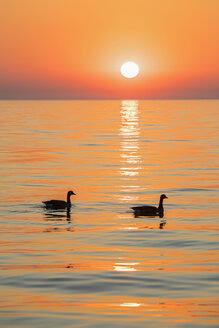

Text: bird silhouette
xmin=131 ymin=194 xmax=168 ymax=217
xmin=42 ymin=190 xmax=76 ymax=209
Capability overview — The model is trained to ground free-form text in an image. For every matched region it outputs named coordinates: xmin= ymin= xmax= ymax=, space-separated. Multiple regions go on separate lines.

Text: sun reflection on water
xmin=113 ymin=261 xmax=139 ymax=272
xmin=120 ymin=302 xmax=142 ymax=307
xmin=119 ymin=100 xmax=143 ymax=202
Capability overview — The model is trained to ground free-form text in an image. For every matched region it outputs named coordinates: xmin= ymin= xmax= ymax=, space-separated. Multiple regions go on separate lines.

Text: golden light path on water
xmin=119 ymin=100 xmax=143 ymax=203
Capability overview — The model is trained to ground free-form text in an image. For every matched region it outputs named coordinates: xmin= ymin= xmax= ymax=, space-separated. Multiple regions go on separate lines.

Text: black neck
xmin=67 ymin=194 xmax=71 ymax=204
xmin=158 ymin=197 xmax=164 ymax=210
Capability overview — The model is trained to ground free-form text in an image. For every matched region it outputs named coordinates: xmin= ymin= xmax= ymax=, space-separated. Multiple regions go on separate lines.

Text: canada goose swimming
xmin=43 ymin=190 xmax=76 ymax=209
xmin=131 ymin=194 xmax=168 ymax=217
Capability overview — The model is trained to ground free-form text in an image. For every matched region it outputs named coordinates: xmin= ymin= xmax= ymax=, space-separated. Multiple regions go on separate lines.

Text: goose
xmin=131 ymin=194 xmax=168 ymax=217
xmin=43 ymin=190 xmax=76 ymax=209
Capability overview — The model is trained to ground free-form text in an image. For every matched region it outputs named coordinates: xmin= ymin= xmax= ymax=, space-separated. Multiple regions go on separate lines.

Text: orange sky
xmin=0 ymin=0 xmax=218 ymax=99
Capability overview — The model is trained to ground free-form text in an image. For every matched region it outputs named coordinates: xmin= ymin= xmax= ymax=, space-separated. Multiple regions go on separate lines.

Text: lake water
xmin=0 ymin=100 xmax=218 ymax=327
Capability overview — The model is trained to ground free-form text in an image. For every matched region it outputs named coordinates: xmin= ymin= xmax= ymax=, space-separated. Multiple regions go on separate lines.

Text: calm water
xmin=0 ymin=100 xmax=218 ymax=327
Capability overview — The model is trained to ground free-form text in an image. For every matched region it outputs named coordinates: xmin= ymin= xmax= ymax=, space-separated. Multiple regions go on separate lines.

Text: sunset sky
xmin=0 ymin=0 xmax=218 ymax=99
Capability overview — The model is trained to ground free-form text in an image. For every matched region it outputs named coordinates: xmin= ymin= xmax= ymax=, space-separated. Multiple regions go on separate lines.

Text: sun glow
xmin=120 ymin=62 xmax=139 ymax=78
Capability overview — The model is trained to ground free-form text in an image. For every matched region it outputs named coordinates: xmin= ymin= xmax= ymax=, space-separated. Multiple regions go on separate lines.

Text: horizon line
xmin=0 ymin=97 xmax=218 ymax=101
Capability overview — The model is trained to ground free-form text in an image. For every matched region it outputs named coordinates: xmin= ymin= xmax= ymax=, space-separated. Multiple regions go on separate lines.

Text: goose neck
xmin=67 ymin=194 xmax=71 ymax=204
xmin=158 ymin=197 xmax=164 ymax=210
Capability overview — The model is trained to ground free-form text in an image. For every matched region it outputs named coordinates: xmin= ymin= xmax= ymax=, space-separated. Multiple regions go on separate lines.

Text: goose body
xmin=43 ymin=190 xmax=76 ymax=209
xmin=132 ymin=194 xmax=168 ymax=217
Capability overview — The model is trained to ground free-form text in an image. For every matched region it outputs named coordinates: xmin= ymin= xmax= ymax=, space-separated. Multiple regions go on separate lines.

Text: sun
xmin=120 ymin=62 xmax=139 ymax=78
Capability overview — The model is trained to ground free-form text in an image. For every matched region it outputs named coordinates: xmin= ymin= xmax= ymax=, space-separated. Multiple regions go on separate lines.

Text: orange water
xmin=0 ymin=100 xmax=218 ymax=327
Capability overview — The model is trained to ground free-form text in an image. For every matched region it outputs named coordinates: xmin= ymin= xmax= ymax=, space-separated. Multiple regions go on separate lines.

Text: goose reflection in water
xmin=159 ymin=220 xmax=167 ymax=229
xmin=44 ymin=208 xmax=71 ymax=222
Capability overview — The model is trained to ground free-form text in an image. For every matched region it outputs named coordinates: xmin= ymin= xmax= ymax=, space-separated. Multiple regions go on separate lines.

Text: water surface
xmin=0 ymin=100 xmax=218 ymax=327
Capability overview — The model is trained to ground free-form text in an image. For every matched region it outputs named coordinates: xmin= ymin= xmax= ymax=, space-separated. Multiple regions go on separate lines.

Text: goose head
xmin=161 ymin=194 xmax=168 ymax=199
xmin=68 ymin=190 xmax=76 ymax=196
